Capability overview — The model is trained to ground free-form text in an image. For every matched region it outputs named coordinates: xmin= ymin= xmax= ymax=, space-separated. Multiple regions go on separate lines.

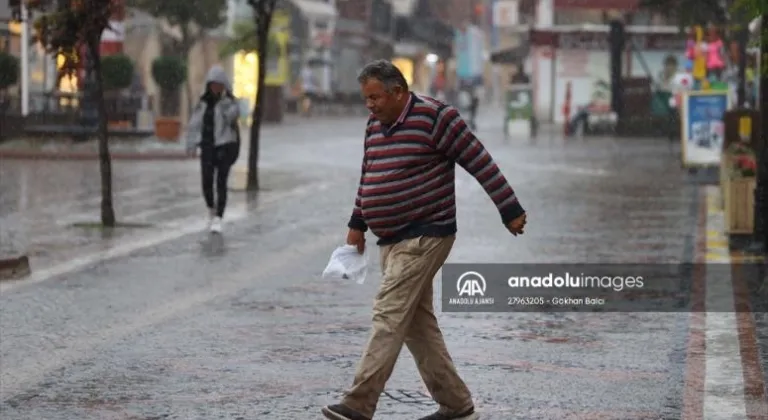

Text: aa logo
xmin=456 ymin=271 xmax=486 ymax=297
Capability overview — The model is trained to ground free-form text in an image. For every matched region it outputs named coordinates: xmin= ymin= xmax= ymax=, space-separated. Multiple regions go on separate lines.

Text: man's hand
xmin=507 ymin=213 xmax=526 ymax=236
xmin=346 ymin=228 xmax=366 ymax=254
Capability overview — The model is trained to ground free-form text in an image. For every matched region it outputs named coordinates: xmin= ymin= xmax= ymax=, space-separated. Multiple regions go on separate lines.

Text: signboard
xmin=722 ymin=109 xmax=762 ymax=159
xmin=265 ymin=10 xmax=290 ymax=87
xmin=492 ymin=0 xmax=519 ymax=28
xmin=505 ymin=84 xmax=532 ymax=136
xmin=680 ymin=90 xmax=730 ymax=167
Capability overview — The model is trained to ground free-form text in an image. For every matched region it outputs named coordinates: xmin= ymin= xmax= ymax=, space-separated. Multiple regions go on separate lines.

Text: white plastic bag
xmin=322 ymin=245 xmax=369 ymax=284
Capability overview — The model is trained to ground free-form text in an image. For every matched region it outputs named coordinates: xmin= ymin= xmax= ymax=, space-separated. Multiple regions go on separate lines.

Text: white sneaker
xmin=206 ymin=208 xmax=215 ymax=229
xmin=210 ymin=216 xmax=223 ymax=233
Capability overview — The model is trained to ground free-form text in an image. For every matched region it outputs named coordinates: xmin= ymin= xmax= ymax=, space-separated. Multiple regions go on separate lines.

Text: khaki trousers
xmin=341 ymin=235 xmax=473 ymax=418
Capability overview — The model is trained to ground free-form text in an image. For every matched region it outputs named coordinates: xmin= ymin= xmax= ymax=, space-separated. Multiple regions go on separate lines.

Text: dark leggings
xmin=200 ymin=142 xmax=238 ymax=217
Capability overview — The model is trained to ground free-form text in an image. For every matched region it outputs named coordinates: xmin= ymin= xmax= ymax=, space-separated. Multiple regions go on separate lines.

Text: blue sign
xmin=680 ymin=91 xmax=730 ymax=167
xmin=454 ymin=25 xmax=485 ymax=82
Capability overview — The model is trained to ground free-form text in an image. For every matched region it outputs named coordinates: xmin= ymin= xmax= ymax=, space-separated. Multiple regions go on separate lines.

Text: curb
xmin=0 ymin=150 xmax=194 ymax=161
xmin=0 ymin=255 xmax=31 ymax=281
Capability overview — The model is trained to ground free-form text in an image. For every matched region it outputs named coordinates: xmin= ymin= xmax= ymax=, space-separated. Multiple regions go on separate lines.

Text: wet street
xmin=1 ymin=111 xmax=766 ymax=419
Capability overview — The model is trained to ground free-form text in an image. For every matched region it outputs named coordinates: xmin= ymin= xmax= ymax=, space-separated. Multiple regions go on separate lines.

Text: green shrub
xmin=0 ymin=52 xmax=20 ymax=90
xmin=151 ymin=55 xmax=187 ymax=92
xmin=101 ymin=54 xmax=134 ymax=91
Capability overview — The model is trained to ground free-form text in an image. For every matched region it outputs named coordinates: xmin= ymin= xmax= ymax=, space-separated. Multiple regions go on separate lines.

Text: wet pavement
xmin=1 ymin=109 xmax=766 ymax=419
xmin=0 ymin=114 xmax=369 ymax=160
xmin=0 ymin=116 xmax=368 ymax=272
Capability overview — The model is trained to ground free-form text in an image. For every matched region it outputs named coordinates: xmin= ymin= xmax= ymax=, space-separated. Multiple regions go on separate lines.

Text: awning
xmin=290 ymin=0 xmax=337 ymax=20
xmin=391 ymin=0 xmax=418 ymax=16
xmin=554 ymin=0 xmax=639 ymax=8
xmin=490 ymin=45 xmax=530 ymax=64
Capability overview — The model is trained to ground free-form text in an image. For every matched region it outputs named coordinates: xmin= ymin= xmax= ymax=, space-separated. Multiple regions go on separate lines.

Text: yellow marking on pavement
xmin=706 ymin=238 xmax=728 ymax=247
xmin=702 ymin=185 xmax=749 ymax=419
xmin=705 ymin=253 xmax=730 ymax=262
xmin=730 ymin=254 xmax=766 ymax=263
xmin=707 ymin=230 xmax=725 ymax=239
xmin=705 ymin=194 xmax=730 ymax=263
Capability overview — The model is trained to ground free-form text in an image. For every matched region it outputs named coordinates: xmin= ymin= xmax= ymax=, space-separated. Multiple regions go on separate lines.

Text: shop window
xmin=627 ymin=10 xmax=674 ymax=25
xmin=554 ymin=8 xmax=674 ymax=26
xmin=554 ymin=9 xmax=622 ymax=25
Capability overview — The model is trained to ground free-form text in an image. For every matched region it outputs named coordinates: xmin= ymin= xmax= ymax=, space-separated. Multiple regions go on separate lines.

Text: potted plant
xmin=151 ymin=55 xmax=187 ymax=141
xmin=101 ymin=54 xmax=134 ymax=129
xmin=721 ymin=142 xmax=758 ymax=233
xmin=0 ymin=52 xmax=20 ymax=141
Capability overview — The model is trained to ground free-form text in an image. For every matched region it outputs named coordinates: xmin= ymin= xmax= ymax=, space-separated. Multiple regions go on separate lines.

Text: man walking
xmin=321 ymin=60 xmax=527 ymax=420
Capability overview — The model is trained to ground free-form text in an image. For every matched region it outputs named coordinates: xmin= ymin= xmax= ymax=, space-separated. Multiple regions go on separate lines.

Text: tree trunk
xmin=88 ymin=39 xmax=116 ymax=227
xmin=247 ymin=20 xmax=273 ymax=191
xmin=185 ymin=79 xmax=194 ymax=117
xmin=179 ymin=28 xmax=196 ymax=117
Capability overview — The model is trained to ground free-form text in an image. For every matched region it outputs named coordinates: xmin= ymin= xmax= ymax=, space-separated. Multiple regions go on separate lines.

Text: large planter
xmin=155 ymin=117 xmax=181 ymax=141
xmin=108 ymin=120 xmax=132 ymax=130
xmin=721 ymin=154 xmax=756 ymax=234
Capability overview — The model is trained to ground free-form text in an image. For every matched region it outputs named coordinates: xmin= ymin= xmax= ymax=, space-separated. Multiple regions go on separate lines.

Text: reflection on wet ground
xmin=0 ymin=112 xmax=765 ymax=419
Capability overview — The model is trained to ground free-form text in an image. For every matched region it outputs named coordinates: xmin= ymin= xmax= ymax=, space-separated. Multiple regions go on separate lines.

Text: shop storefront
xmin=291 ymin=0 xmax=336 ymax=96
xmin=332 ymin=18 xmax=367 ymax=95
xmin=391 ymin=0 xmax=452 ymax=95
xmin=231 ymin=8 xmax=292 ymax=122
xmin=528 ymin=26 xmax=685 ymax=123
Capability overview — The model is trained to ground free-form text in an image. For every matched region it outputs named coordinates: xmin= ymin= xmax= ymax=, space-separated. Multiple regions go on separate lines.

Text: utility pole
xmin=19 ymin=1 xmax=29 ymax=116
xmin=77 ymin=46 xmax=99 ymax=142
xmin=735 ymin=27 xmax=748 ymax=106
xmin=755 ymin=14 xmax=768 ymax=252
xmin=608 ymin=19 xmax=625 ymax=132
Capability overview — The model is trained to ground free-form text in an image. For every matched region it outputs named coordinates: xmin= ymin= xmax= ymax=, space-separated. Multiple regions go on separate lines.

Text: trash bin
xmin=505 ymin=84 xmax=533 ymax=137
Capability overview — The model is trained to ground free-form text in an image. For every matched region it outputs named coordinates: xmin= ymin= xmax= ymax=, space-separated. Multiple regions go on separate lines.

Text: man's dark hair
xmin=357 ymin=59 xmax=409 ymax=91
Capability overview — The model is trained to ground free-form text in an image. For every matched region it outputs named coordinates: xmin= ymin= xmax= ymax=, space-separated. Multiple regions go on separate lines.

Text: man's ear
xmin=393 ymin=85 xmax=406 ymax=99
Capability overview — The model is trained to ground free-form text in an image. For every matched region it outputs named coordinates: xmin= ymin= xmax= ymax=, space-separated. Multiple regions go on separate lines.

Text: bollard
xmin=0 ymin=215 xmax=30 ymax=281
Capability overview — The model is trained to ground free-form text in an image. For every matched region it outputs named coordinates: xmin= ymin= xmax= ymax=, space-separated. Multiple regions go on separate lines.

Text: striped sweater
xmin=348 ymin=93 xmax=525 ymax=245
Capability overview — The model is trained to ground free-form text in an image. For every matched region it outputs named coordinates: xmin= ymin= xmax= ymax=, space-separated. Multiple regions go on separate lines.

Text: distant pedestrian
xmin=185 ymin=65 xmax=240 ymax=233
xmin=321 ymin=60 xmax=527 ymax=420
xmin=301 ymin=66 xmax=318 ymax=116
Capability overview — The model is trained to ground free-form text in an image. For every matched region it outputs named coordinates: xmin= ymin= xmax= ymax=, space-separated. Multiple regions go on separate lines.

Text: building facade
xmin=487 ymin=0 xmax=683 ymax=122
xmin=332 ymin=0 xmax=395 ymax=94
xmin=221 ymin=0 xmax=337 ymax=120
xmin=390 ymin=0 xmax=453 ymax=95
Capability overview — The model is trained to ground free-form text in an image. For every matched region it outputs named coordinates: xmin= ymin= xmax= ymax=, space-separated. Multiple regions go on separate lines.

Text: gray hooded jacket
xmin=185 ymin=65 xmax=240 ymax=150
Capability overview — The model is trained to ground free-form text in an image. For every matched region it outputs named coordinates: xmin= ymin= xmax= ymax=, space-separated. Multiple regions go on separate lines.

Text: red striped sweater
xmin=348 ymin=93 xmax=525 ymax=245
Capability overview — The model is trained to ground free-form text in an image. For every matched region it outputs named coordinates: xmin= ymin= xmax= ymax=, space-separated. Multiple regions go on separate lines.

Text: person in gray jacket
xmin=185 ymin=65 xmax=241 ymax=233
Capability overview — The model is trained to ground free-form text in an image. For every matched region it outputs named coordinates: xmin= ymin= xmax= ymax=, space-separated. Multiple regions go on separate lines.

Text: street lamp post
xmin=749 ymin=14 xmax=768 ymax=254
xmin=77 ymin=46 xmax=99 ymax=142
xmin=736 ymin=28 xmax=748 ymax=107
xmin=757 ymin=14 xmax=768 ymax=252
xmin=608 ymin=19 xmax=625 ymax=131
xmin=10 ymin=0 xmax=30 ymax=117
